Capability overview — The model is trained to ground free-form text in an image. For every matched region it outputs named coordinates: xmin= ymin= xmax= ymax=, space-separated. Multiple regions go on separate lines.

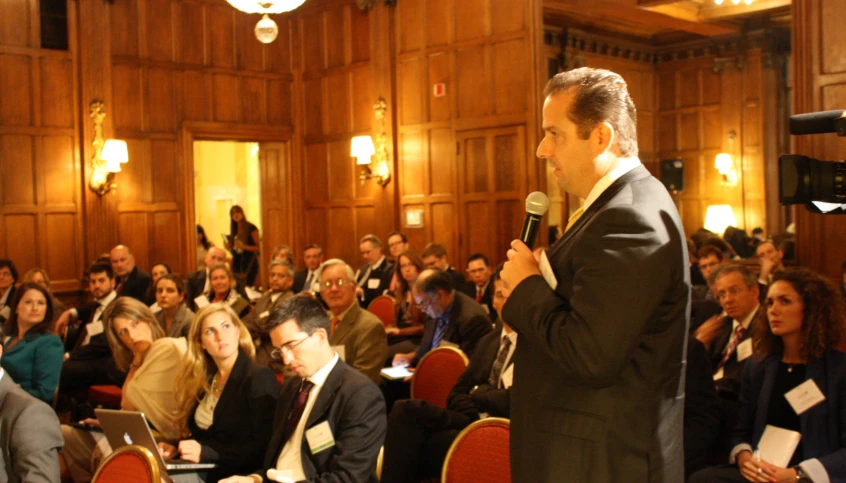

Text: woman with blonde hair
xmin=204 ymin=263 xmax=251 ymax=319
xmin=159 ymin=303 xmax=278 ymax=482
xmin=59 ymin=297 xmax=187 ymax=483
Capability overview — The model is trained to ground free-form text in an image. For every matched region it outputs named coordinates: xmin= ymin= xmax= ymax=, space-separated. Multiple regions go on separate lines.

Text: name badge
xmin=785 ymin=378 xmax=826 ymax=415
xmin=713 ymin=367 xmax=725 ymax=381
xmin=501 ymin=364 xmax=514 ymax=389
xmin=332 ymin=345 xmax=346 ymax=361
xmin=539 ymin=250 xmax=558 ymax=290
xmin=259 ymin=310 xmax=270 ymax=320
xmin=306 ymin=421 xmax=336 ymax=454
xmin=736 ymin=338 xmax=753 ymax=362
xmin=367 ymin=278 xmax=380 ymax=289
xmin=194 ymin=296 xmax=209 ymax=309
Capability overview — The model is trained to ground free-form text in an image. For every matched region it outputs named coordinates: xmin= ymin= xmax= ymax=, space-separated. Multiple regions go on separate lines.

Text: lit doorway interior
xmin=193 ymin=140 xmax=263 ymax=288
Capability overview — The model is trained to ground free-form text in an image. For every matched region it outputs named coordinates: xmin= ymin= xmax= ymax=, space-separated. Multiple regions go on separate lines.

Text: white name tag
xmin=713 ymin=367 xmax=725 ymax=381
xmin=367 ymin=278 xmax=380 ymax=289
xmin=736 ymin=338 xmax=753 ymax=362
xmin=332 ymin=345 xmax=346 ymax=361
xmin=305 ymin=421 xmax=336 ymax=454
xmin=259 ymin=310 xmax=270 ymax=320
xmin=501 ymin=364 xmax=514 ymax=389
xmin=539 ymin=250 xmax=558 ymax=290
xmin=785 ymin=378 xmax=826 ymax=415
xmin=194 ymin=296 xmax=209 ymax=309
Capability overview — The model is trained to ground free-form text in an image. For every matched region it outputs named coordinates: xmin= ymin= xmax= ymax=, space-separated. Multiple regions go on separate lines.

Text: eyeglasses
xmin=416 ymin=293 xmax=437 ymax=309
xmin=388 ymin=241 xmax=404 ymax=248
xmin=270 ymin=334 xmax=311 ymax=360
xmin=322 ymin=279 xmax=351 ymax=289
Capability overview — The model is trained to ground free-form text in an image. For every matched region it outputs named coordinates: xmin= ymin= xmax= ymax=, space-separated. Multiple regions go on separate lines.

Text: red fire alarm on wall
xmin=433 ymin=83 xmax=446 ymax=98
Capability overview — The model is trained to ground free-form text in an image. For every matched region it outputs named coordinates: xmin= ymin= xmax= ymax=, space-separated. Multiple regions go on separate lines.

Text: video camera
xmin=779 ymin=110 xmax=846 ymax=214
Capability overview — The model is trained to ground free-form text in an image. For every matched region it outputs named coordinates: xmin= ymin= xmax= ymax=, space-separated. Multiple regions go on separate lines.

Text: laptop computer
xmin=95 ymin=409 xmax=217 ymax=472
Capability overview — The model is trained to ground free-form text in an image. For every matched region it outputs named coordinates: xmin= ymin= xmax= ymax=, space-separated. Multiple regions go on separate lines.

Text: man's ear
xmin=594 ymin=122 xmax=615 ymax=154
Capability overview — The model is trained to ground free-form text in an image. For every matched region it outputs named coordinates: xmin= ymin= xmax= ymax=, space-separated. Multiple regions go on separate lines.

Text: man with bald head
xmin=109 ymin=245 xmax=151 ymax=302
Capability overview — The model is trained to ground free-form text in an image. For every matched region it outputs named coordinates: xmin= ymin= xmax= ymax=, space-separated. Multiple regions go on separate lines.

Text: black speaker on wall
xmin=660 ymin=158 xmax=685 ymax=192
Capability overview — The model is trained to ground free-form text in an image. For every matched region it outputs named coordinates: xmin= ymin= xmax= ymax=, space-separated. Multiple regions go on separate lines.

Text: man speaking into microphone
xmin=501 ymin=67 xmax=690 ymax=482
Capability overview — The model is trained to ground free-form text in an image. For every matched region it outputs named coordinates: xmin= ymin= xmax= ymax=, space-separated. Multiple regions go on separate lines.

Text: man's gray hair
xmin=318 ymin=258 xmax=356 ymax=285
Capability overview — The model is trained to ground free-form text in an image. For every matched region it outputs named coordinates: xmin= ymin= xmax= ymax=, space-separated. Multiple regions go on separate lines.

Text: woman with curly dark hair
xmin=691 ymin=267 xmax=846 ymax=483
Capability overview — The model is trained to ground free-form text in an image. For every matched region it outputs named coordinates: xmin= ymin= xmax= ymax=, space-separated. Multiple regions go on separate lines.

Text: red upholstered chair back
xmin=441 ymin=418 xmax=511 ymax=483
xmin=410 ymin=346 xmax=469 ymax=408
xmin=92 ymin=445 xmax=160 ymax=483
xmin=367 ymin=295 xmax=395 ymax=326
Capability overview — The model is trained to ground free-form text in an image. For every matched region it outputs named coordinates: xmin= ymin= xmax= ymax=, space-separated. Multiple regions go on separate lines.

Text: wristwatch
xmin=793 ymin=465 xmax=811 ymax=482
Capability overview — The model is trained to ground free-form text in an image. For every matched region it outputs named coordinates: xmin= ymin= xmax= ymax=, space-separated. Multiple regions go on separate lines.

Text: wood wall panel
xmin=350 ymin=9 xmax=370 ymax=63
xmin=327 ymin=140 xmax=352 ymax=200
xmin=428 ymin=128 xmax=454 ymax=195
xmin=1 ymin=135 xmax=34 ymax=205
xmin=396 ymin=0 xmax=423 ymax=54
xmin=147 ymin=68 xmax=176 ymax=131
xmin=146 ymin=0 xmax=174 ymax=61
xmin=456 ymin=46 xmax=490 ymax=118
xmin=45 ymin=213 xmax=80 ymax=281
xmin=117 ymin=139 xmax=147 ymax=204
xmin=300 ymin=13 xmax=324 ymax=72
xmin=324 ymin=8 xmax=346 ymax=69
xmin=212 ymin=74 xmax=239 ymax=122
xmin=304 ymin=143 xmax=327 ymax=203
xmin=430 ymin=203 xmax=456 ymax=260
xmin=454 ymin=0 xmax=486 ymax=42
xmin=327 ymin=207 xmax=354 ymax=262
xmin=268 ymin=79 xmax=292 ymax=125
xmin=178 ymin=2 xmax=205 ymax=65
xmin=118 ymin=212 xmax=150 ymax=269
xmin=110 ymin=0 xmax=140 ymax=57
xmin=325 ymin=73 xmax=351 ymax=134
xmin=426 ymin=0 xmax=450 ymax=47
xmin=42 ymin=135 xmax=76 ymax=205
xmin=465 ymin=201 xmax=491 ymax=257
xmin=491 ymin=0 xmax=525 ymax=34
xmin=400 ymin=131 xmax=425 ymax=196
xmin=208 ymin=5 xmax=235 ymax=68
xmin=398 ymin=58 xmax=423 ymax=125
xmin=181 ymin=71 xmax=207 ymax=121
xmin=493 ymin=40 xmax=528 ymax=115
xmin=150 ymin=140 xmax=177 ymax=203
xmin=237 ymin=16 xmax=265 ymax=72
xmin=0 ymin=55 xmax=32 ymax=126
xmin=351 ymin=68 xmax=372 ymax=131
xmin=113 ymin=64 xmax=144 ymax=131
xmin=240 ymin=77 xmax=266 ymax=125
xmin=4 ymin=215 xmax=37 ymax=270
xmin=355 ymin=206 xmax=376 ymax=243
xmin=0 ymin=0 xmax=31 ymax=48
xmin=494 ymin=199 xmax=522 ymax=265
xmin=151 ymin=211 xmax=181 ymax=271
xmin=305 ymin=208 xmax=327 ymax=253
xmin=303 ymin=78 xmax=324 ymax=135
xmin=428 ymin=53 xmax=450 ymax=121
xmin=40 ymin=58 xmax=74 ymax=128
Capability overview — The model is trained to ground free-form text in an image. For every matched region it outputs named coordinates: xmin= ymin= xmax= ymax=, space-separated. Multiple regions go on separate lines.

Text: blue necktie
xmin=431 ymin=318 xmax=448 ymax=349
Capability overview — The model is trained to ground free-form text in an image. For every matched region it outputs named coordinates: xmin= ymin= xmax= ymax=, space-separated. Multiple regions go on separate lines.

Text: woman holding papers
xmin=59 ymin=297 xmax=188 ymax=482
xmin=690 ymin=268 xmax=846 ymax=483
xmin=161 ymin=303 xmax=278 ymax=482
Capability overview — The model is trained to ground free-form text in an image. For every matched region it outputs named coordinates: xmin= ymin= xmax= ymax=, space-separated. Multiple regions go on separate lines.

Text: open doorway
xmin=193 ymin=140 xmax=263 ymax=290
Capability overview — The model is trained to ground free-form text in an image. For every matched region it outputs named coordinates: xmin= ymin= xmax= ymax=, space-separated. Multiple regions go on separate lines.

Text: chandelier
xmin=226 ymin=1 xmax=308 ymax=44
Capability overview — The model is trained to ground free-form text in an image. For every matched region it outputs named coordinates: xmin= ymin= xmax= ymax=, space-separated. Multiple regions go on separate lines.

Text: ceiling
xmin=544 ymin=0 xmax=791 ymax=44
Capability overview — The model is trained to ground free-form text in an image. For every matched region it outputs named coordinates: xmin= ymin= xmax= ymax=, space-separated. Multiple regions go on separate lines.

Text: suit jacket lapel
xmin=304 ymin=361 xmax=344 ymax=428
xmin=213 ymin=351 xmax=247 ymax=420
xmin=442 ymin=295 xmax=462 ymax=342
xmin=332 ymin=304 xmax=359 ymax=342
xmin=265 ymin=377 xmax=301 ymax=468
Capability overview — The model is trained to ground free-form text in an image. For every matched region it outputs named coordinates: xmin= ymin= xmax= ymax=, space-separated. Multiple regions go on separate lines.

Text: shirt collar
xmin=98 ymin=290 xmax=117 ymax=307
xmin=307 ymin=353 xmax=339 ymax=387
xmin=501 ymin=328 xmax=517 ymax=345
xmin=371 ymin=257 xmax=386 ymax=270
xmin=583 ymin=157 xmax=642 ymax=211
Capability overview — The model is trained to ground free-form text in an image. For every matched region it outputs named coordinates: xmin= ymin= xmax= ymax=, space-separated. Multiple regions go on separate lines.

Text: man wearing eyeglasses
xmin=219 ymin=296 xmax=386 ymax=483
xmin=319 ymin=259 xmax=387 ymax=383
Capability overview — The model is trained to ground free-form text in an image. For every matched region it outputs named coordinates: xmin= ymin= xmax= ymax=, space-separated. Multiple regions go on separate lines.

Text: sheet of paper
xmin=194 ymin=296 xmax=209 ymax=309
xmin=266 ymin=469 xmax=294 ymax=483
xmin=501 ymin=364 xmax=514 ymax=389
xmin=758 ymin=425 xmax=802 ymax=468
xmin=736 ymin=339 xmax=753 ymax=362
xmin=785 ymin=378 xmax=826 ymax=415
xmin=380 ymin=366 xmax=414 ymax=381
xmin=539 ymin=250 xmax=558 ymax=290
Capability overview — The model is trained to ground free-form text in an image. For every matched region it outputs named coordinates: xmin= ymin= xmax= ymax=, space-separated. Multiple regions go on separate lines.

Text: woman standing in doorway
xmin=225 ymin=205 xmax=260 ymax=287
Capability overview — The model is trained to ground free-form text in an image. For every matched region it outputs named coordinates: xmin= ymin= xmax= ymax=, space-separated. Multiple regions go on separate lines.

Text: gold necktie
xmin=565 ymin=207 xmax=585 ymax=232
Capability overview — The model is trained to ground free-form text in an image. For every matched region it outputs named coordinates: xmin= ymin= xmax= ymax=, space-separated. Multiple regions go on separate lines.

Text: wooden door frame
xmin=180 ymin=122 xmax=294 ymax=284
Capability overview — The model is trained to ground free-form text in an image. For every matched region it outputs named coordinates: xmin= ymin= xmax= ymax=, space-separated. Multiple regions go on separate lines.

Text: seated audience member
xmin=703 ymin=236 xmax=738 ymax=261
xmin=292 ymin=244 xmax=324 ymax=294
xmin=751 ymin=227 xmax=765 ymax=242
xmin=186 ymin=246 xmax=238 ymax=310
xmin=110 ymin=245 xmax=152 ymax=302
xmin=0 ymin=283 xmax=63 ymax=403
xmin=146 ymin=261 xmax=172 ymax=307
xmin=386 ymin=251 xmax=426 ymax=360
xmin=60 ymin=297 xmax=187 ymax=483
xmin=684 ymin=336 xmax=722 ymax=479
xmin=320 ymin=259 xmax=387 ymax=383
xmin=57 ymin=261 xmax=121 ymax=393
xmin=0 ymin=326 xmax=64 ymax=482
xmin=690 ymin=245 xmax=726 ymax=331
xmin=386 ymin=232 xmax=410 ymax=292
xmin=196 ymin=224 xmax=213 ymax=270
xmin=270 ymin=244 xmax=295 ymax=265
xmin=154 ymin=275 xmax=195 ymax=338
xmin=393 ymin=268 xmax=492 ymax=368
xmin=757 ymin=239 xmax=785 ymax=287
xmin=159 ymin=304 xmax=279 ymax=482
xmin=690 ymin=268 xmax=846 ymax=483
xmin=355 ymin=235 xmax=395 ymax=309
xmin=459 ymin=253 xmax=497 ymax=321
xmin=204 ymin=263 xmax=251 ymax=319
xmin=420 ymin=243 xmax=465 ymax=286
xmin=219 ymin=296 xmax=386 ymax=483
xmin=243 ymin=259 xmax=296 ymax=370
xmin=0 ymin=259 xmax=18 ymax=324
xmin=382 ymin=272 xmax=514 ymax=483
xmin=689 ymin=239 xmax=707 ymax=286
xmin=21 ymin=267 xmax=66 ymax=323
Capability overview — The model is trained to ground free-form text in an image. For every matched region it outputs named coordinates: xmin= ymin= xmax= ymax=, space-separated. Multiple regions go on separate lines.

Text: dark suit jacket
xmin=458 ymin=281 xmax=496 ymax=322
xmin=445 ymin=267 xmax=465 ymax=287
xmin=502 ymin=165 xmax=688 ymax=482
xmin=356 ymin=259 xmax=395 ymax=309
xmin=447 ymin=328 xmax=512 ymax=420
xmin=260 ymin=359 xmax=386 ymax=483
xmin=684 ymin=337 xmax=722 ymax=478
xmin=0 ymin=373 xmax=63 ymax=482
xmin=293 ymin=268 xmax=318 ymax=294
xmin=415 ymin=291 xmax=492 ymax=363
xmin=732 ymin=350 xmax=846 ymax=481
xmin=187 ymin=352 xmax=279 ymax=482
xmin=708 ymin=309 xmax=759 ymax=397
xmin=65 ymin=300 xmax=111 ymax=362
xmin=116 ymin=266 xmax=151 ymax=302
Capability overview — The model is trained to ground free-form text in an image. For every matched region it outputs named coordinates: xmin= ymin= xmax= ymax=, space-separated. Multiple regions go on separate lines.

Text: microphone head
xmin=525 ymin=191 xmax=550 ymax=216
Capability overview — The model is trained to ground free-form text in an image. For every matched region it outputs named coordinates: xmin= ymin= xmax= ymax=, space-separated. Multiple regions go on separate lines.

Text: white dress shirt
xmin=582 ymin=157 xmax=642 ymax=211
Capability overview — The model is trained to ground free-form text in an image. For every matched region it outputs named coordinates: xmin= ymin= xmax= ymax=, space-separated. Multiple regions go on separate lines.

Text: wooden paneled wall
xmin=792 ymin=0 xmax=846 ymax=280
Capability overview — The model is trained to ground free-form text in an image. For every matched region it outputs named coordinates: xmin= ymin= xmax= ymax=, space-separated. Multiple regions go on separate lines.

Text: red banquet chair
xmin=367 ymin=295 xmax=395 ymax=327
xmin=410 ymin=346 xmax=469 ymax=408
xmin=88 ymin=385 xmax=122 ymax=409
xmin=91 ymin=444 xmax=161 ymax=483
xmin=441 ymin=418 xmax=511 ymax=483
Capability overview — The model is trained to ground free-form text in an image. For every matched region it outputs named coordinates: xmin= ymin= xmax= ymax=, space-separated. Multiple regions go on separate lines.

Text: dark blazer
xmin=0 ymin=331 xmax=64 ymax=403
xmin=447 ymin=328 xmax=512 ymax=420
xmin=502 ymin=165 xmax=688 ymax=482
xmin=445 ymin=267 xmax=465 ymax=287
xmin=65 ymin=300 xmax=111 ymax=361
xmin=260 ymin=359 xmax=386 ymax=483
xmin=415 ymin=291 xmax=492 ymax=363
xmin=458 ymin=281 xmax=496 ymax=322
xmin=116 ymin=266 xmax=151 ymax=303
xmin=293 ymin=268 xmax=318 ymax=294
xmin=0 ymin=373 xmax=64 ymax=482
xmin=356 ymin=259 xmax=395 ymax=309
xmin=708 ymin=309 xmax=759 ymax=397
xmin=187 ymin=352 xmax=279 ymax=482
xmin=732 ymin=350 xmax=846 ymax=481
xmin=684 ymin=337 xmax=722 ymax=478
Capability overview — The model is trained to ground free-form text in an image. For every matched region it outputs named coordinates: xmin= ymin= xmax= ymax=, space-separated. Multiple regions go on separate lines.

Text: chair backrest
xmin=92 ymin=444 xmax=161 ymax=483
xmin=367 ymin=295 xmax=395 ymax=326
xmin=441 ymin=418 xmax=511 ymax=483
xmin=410 ymin=346 xmax=469 ymax=408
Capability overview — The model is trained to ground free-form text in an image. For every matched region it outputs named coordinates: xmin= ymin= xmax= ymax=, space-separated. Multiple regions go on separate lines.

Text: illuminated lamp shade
xmin=350 ymin=136 xmax=375 ymax=165
xmin=254 ymin=15 xmax=278 ymax=44
xmin=226 ymin=0 xmax=306 ymax=14
xmin=101 ymin=139 xmax=128 ymax=173
xmin=703 ymin=204 xmax=738 ymax=237
xmin=714 ymin=153 xmax=733 ymax=174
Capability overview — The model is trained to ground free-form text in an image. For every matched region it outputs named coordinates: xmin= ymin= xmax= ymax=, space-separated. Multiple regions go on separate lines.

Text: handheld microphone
xmin=789 ymin=110 xmax=846 ymax=135
xmin=519 ymin=192 xmax=550 ymax=248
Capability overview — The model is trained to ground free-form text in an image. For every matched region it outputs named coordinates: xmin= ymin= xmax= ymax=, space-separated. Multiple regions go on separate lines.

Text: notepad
xmin=758 ymin=425 xmax=802 ymax=468
xmin=380 ymin=366 xmax=414 ymax=381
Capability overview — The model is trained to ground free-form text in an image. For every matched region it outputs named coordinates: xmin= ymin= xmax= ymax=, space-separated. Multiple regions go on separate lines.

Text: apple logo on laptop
xmin=123 ymin=433 xmax=133 ymax=445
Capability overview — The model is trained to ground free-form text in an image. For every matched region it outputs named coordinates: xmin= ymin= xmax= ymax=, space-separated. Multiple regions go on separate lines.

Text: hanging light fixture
xmin=226 ymin=1 xmax=308 ymax=44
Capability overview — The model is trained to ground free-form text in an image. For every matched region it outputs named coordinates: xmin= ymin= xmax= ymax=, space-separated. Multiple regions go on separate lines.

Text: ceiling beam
xmin=588 ymin=4 xmax=740 ymax=36
xmin=700 ymin=0 xmax=792 ymax=21
xmin=642 ymin=3 xmax=701 ymax=23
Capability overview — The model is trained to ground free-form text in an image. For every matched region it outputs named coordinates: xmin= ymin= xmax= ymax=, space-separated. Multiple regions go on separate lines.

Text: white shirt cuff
xmin=800 ymin=458 xmax=828 ymax=483
xmin=729 ymin=443 xmax=754 ymax=464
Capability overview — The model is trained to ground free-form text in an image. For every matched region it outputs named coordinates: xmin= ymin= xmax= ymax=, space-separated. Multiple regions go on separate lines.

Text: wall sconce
xmin=715 ymin=130 xmax=738 ymax=187
xmin=350 ymin=97 xmax=391 ymax=187
xmin=704 ymin=204 xmax=738 ymax=236
xmin=89 ymin=100 xmax=129 ymax=196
